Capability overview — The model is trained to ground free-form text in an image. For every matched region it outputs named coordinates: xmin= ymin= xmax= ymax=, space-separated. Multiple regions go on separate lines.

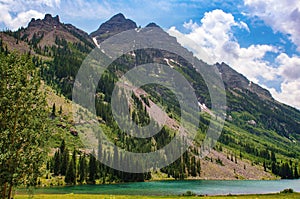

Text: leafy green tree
xmin=0 ymin=52 xmax=50 ymax=199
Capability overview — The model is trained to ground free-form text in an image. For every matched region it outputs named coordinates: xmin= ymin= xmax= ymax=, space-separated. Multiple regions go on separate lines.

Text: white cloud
xmin=1 ymin=9 xmax=44 ymax=30
xmin=0 ymin=0 xmax=61 ymax=30
xmin=266 ymin=53 xmax=300 ymax=108
xmin=168 ymin=9 xmax=300 ymax=108
xmin=244 ymin=0 xmax=300 ymax=51
xmin=183 ymin=19 xmax=199 ymax=30
xmin=239 ymin=21 xmax=250 ymax=32
xmin=168 ymin=9 xmax=277 ymax=83
xmin=269 ymin=81 xmax=300 ymax=109
xmin=277 ymin=53 xmax=300 ymax=80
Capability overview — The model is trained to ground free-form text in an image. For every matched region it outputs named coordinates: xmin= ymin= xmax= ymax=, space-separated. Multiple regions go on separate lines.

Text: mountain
xmin=0 ymin=14 xmax=96 ymax=98
xmin=216 ymin=62 xmax=273 ymax=99
xmin=90 ymin=13 xmax=137 ymax=44
xmin=0 ymin=13 xmax=299 ymax=181
xmin=25 ymin=14 xmax=94 ymax=47
xmin=1 ymin=14 xmax=95 ymax=54
xmin=216 ymin=62 xmax=300 ymax=140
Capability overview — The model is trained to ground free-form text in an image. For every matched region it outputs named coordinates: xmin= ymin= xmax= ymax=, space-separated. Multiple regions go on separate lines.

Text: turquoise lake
xmin=23 ymin=180 xmax=300 ymax=196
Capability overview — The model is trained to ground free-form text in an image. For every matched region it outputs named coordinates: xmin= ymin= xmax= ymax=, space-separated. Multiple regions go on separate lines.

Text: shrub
xmin=182 ymin=190 xmax=196 ymax=196
xmin=280 ymin=188 xmax=294 ymax=193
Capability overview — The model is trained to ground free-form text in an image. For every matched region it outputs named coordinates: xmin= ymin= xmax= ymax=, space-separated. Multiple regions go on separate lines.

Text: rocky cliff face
xmin=28 ymin=14 xmax=61 ymax=30
xmin=20 ymin=14 xmax=94 ymax=48
xmin=216 ymin=62 xmax=273 ymax=99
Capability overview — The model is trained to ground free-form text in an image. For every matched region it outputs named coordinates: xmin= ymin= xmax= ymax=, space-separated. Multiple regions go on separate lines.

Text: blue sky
xmin=1 ymin=0 xmax=300 ymax=108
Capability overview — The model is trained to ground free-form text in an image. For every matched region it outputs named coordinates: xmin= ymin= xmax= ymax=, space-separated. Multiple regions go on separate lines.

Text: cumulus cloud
xmin=0 ymin=8 xmax=44 ymax=30
xmin=168 ymin=9 xmax=277 ymax=83
xmin=277 ymin=53 xmax=300 ymax=80
xmin=269 ymin=80 xmax=300 ymax=109
xmin=0 ymin=0 xmax=61 ymax=30
xmin=265 ymin=53 xmax=300 ymax=108
xmin=169 ymin=9 xmax=300 ymax=108
xmin=0 ymin=0 xmax=115 ymax=30
xmin=244 ymin=0 xmax=300 ymax=51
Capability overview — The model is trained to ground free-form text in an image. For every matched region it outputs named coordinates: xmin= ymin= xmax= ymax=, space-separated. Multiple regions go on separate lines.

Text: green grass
xmin=14 ymin=193 xmax=300 ymax=199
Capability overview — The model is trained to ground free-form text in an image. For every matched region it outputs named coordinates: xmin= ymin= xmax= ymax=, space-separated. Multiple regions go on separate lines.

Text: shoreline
xmin=14 ymin=192 xmax=300 ymax=199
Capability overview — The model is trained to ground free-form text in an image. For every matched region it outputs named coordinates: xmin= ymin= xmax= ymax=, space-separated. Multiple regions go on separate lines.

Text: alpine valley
xmin=0 ymin=13 xmax=299 ymax=190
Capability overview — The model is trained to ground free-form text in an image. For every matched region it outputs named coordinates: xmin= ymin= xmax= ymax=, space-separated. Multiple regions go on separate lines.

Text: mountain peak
xmin=90 ymin=13 xmax=137 ymax=43
xmin=216 ymin=62 xmax=273 ymax=99
xmin=146 ymin=22 xmax=160 ymax=28
xmin=29 ymin=13 xmax=60 ymax=28
xmin=44 ymin=14 xmax=60 ymax=24
xmin=110 ymin=13 xmax=126 ymax=21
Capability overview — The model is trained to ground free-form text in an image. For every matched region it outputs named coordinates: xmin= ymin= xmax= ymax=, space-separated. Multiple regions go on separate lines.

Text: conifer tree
xmin=0 ymin=52 xmax=50 ymax=199
xmin=79 ymin=155 xmax=87 ymax=184
xmin=53 ymin=150 xmax=61 ymax=176
xmin=88 ymin=150 xmax=97 ymax=184
xmin=60 ymin=148 xmax=69 ymax=176
xmin=60 ymin=140 xmax=66 ymax=154
xmin=65 ymin=152 xmax=76 ymax=185
xmin=58 ymin=105 xmax=63 ymax=115
xmin=72 ymin=148 xmax=77 ymax=175
xmin=51 ymin=103 xmax=56 ymax=117
xmin=294 ymin=165 xmax=299 ymax=179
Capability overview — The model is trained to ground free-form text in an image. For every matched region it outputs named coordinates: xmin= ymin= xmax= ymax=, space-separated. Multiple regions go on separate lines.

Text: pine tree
xmin=294 ymin=165 xmax=299 ymax=179
xmin=88 ymin=150 xmax=97 ymax=184
xmin=51 ymin=103 xmax=56 ymax=117
xmin=0 ymin=52 xmax=50 ymax=198
xmin=190 ymin=156 xmax=197 ymax=177
xmin=53 ymin=150 xmax=61 ymax=176
xmin=263 ymin=161 xmax=267 ymax=172
xmin=113 ymin=144 xmax=119 ymax=176
xmin=65 ymin=158 xmax=76 ymax=185
xmin=271 ymin=162 xmax=277 ymax=175
xmin=58 ymin=105 xmax=63 ymax=115
xmin=271 ymin=151 xmax=276 ymax=162
xmin=79 ymin=155 xmax=87 ymax=184
xmin=196 ymin=159 xmax=201 ymax=176
xmin=60 ymin=140 xmax=66 ymax=154
xmin=72 ymin=148 xmax=77 ymax=176
xmin=60 ymin=148 xmax=69 ymax=176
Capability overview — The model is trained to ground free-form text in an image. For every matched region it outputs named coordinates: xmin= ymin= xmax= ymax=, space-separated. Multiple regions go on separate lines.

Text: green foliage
xmin=280 ymin=188 xmax=294 ymax=194
xmin=0 ymin=52 xmax=50 ymax=198
xmin=2 ymin=24 xmax=300 ymax=187
xmin=182 ymin=190 xmax=196 ymax=196
xmin=78 ymin=154 xmax=87 ymax=184
xmin=88 ymin=151 xmax=97 ymax=184
xmin=65 ymin=158 xmax=76 ymax=185
xmin=40 ymin=37 xmax=93 ymax=99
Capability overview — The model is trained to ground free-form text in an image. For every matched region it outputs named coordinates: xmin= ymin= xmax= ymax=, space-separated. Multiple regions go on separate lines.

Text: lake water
xmin=26 ymin=180 xmax=300 ymax=196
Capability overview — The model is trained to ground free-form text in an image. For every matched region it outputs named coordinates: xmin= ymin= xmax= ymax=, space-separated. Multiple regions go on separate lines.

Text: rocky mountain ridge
xmin=0 ymin=12 xmax=299 ymax=180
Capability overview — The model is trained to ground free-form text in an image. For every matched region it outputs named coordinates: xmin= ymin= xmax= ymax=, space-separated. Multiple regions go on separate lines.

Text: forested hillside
xmin=0 ymin=13 xmax=299 ymax=194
